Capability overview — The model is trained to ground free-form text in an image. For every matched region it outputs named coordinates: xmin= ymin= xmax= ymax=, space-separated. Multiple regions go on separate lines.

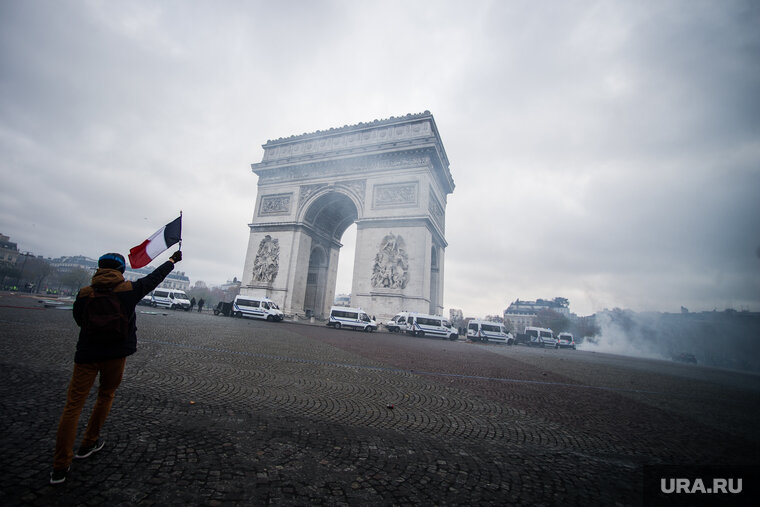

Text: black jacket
xmin=72 ymin=261 xmax=174 ymax=363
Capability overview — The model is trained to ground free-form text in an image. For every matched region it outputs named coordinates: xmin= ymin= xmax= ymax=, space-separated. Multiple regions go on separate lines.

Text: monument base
xmin=353 ymin=289 xmax=430 ymax=323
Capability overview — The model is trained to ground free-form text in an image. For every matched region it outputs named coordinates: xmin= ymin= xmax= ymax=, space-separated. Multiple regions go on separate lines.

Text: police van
xmin=557 ymin=332 xmax=576 ymax=349
xmin=151 ymin=289 xmax=192 ymax=310
xmin=406 ymin=313 xmax=458 ymax=340
xmin=524 ymin=326 xmax=558 ymax=348
xmin=327 ymin=307 xmax=377 ymax=332
xmin=467 ymin=319 xmax=514 ymax=344
xmin=384 ymin=311 xmax=411 ymax=332
xmin=232 ymin=295 xmax=284 ymax=321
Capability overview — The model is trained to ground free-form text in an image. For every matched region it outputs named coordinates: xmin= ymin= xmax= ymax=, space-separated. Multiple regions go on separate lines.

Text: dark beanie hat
xmin=99 ymin=253 xmax=126 ymax=273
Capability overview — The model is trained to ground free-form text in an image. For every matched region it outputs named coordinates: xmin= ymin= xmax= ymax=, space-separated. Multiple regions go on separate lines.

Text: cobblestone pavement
xmin=1 ymin=293 xmax=759 ymax=505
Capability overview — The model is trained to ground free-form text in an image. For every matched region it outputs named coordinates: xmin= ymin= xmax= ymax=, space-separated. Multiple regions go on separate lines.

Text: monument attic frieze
xmin=252 ymin=111 xmax=454 ymax=195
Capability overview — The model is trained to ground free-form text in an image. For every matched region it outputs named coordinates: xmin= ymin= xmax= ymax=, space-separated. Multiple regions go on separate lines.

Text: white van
xmin=525 ymin=326 xmax=558 ymax=348
xmin=232 ymin=295 xmax=284 ymax=322
xmin=406 ymin=313 xmax=458 ymax=341
xmin=385 ymin=312 xmax=411 ymax=333
xmin=327 ymin=307 xmax=377 ymax=332
xmin=467 ymin=320 xmax=514 ymax=344
xmin=151 ymin=289 xmax=192 ymax=310
xmin=557 ymin=332 xmax=576 ymax=349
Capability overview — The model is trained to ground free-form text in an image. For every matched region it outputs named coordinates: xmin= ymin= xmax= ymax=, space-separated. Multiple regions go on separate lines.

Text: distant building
xmin=49 ymin=255 xmax=98 ymax=273
xmin=0 ymin=234 xmax=19 ymax=265
xmin=219 ymin=277 xmax=242 ymax=293
xmin=218 ymin=278 xmax=242 ymax=300
xmin=125 ymin=266 xmax=190 ymax=291
xmin=334 ymin=294 xmax=351 ymax=307
xmin=503 ymin=298 xmax=570 ymax=333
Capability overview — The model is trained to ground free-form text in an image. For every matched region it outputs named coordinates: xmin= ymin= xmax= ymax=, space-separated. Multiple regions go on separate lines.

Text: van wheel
xmin=417 ymin=331 xmax=424 ymax=337
xmin=449 ymin=334 xmax=457 ymax=341
xmin=267 ymin=315 xmax=273 ymax=322
xmin=170 ymin=304 xmax=176 ymax=310
xmin=334 ymin=322 xmax=341 ymax=330
xmin=364 ymin=326 xmax=371 ymax=332
xmin=235 ymin=311 xmax=242 ymax=318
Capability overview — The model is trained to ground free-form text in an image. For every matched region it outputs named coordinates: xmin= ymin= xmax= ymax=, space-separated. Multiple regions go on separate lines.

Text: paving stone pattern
xmin=0 ymin=294 xmax=758 ymax=505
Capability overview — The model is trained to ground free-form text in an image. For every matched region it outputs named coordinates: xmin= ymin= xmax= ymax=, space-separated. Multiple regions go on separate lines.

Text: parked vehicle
xmin=406 ymin=313 xmax=458 ymax=341
xmin=327 ymin=307 xmax=377 ymax=332
xmin=385 ymin=312 xmax=410 ymax=333
xmin=557 ymin=332 xmax=576 ymax=349
xmin=467 ymin=320 xmax=514 ymax=344
xmin=523 ymin=326 xmax=558 ymax=348
xmin=213 ymin=301 xmax=233 ymax=317
xmin=232 ymin=295 xmax=284 ymax=321
xmin=151 ymin=289 xmax=192 ymax=310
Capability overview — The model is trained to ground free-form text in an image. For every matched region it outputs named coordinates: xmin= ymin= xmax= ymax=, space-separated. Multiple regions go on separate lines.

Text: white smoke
xmin=576 ymin=308 xmax=760 ymax=373
xmin=577 ymin=310 xmax=667 ymax=360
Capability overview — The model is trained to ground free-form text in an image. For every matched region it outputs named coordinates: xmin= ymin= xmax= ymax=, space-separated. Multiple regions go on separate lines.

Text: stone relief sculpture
xmin=371 ymin=233 xmax=409 ymax=289
xmin=259 ymin=194 xmax=291 ymax=215
xmin=374 ymin=182 xmax=418 ymax=207
xmin=252 ymin=235 xmax=280 ymax=284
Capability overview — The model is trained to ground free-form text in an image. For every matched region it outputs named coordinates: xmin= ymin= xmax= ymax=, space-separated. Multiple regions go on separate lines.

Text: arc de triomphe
xmin=240 ymin=111 xmax=454 ymax=321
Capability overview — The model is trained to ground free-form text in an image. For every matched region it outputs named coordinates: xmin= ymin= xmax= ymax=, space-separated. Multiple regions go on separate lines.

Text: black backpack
xmin=82 ymin=287 xmax=129 ymax=342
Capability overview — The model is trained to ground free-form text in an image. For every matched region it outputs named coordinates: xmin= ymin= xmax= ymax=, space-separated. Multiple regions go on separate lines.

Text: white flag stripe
xmin=145 ymin=227 xmax=169 ymax=259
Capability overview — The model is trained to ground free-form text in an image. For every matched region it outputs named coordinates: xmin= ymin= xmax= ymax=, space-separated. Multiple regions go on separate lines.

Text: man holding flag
xmin=51 ymin=216 xmax=184 ymax=485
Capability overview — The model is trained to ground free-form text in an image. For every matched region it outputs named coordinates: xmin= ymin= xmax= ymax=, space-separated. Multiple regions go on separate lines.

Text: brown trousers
xmin=53 ymin=357 xmax=127 ymax=469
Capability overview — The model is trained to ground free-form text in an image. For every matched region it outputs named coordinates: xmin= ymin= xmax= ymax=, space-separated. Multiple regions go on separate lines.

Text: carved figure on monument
xmin=252 ymin=235 xmax=280 ymax=284
xmin=371 ymin=233 xmax=409 ymax=289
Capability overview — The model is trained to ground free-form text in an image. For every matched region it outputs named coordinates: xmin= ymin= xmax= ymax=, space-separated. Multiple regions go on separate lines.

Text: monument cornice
xmin=254 ymin=150 xmax=432 ymax=184
xmin=252 ymin=112 xmax=454 ymax=194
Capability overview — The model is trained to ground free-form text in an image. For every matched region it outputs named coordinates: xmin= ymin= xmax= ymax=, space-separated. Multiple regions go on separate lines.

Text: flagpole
xmin=179 ymin=210 xmax=183 ymax=251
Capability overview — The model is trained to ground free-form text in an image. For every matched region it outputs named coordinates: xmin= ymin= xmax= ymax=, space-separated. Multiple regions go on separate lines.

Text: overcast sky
xmin=1 ymin=0 xmax=758 ymax=317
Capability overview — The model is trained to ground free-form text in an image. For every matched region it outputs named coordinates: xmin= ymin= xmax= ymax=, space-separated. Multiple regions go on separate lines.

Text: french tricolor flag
xmin=128 ymin=216 xmax=182 ymax=269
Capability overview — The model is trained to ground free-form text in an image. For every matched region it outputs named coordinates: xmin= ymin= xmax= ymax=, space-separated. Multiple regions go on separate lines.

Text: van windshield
xmin=174 ymin=291 xmax=188 ymax=299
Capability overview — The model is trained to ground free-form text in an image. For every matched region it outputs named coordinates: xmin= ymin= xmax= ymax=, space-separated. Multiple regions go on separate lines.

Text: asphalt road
xmin=1 ymin=293 xmax=758 ymax=506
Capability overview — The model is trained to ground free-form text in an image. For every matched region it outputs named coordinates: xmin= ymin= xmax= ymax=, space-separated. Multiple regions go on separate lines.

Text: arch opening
xmin=303 ymin=192 xmax=358 ymax=243
xmin=302 ymin=192 xmax=358 ymax=317
xmin=430 ymin=245 xmax=440 ymax=314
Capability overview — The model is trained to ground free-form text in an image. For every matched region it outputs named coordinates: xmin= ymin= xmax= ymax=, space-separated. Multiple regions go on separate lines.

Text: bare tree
xmin=534 ymin=309 xmax=569 ymax=333
xmin=59 ymin=268 xmax=93 ymax=293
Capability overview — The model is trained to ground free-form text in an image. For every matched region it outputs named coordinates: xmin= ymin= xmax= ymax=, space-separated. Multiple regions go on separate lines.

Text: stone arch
xmin=299 ymin=192 xmax=359 ymax=317
xmin=304 ymin=245 xmax=328 ymax=316
xmin=300 ymin=190 xmax=360 ymax=244
xmin=241 ymin=112 xmax=454 ymax=321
